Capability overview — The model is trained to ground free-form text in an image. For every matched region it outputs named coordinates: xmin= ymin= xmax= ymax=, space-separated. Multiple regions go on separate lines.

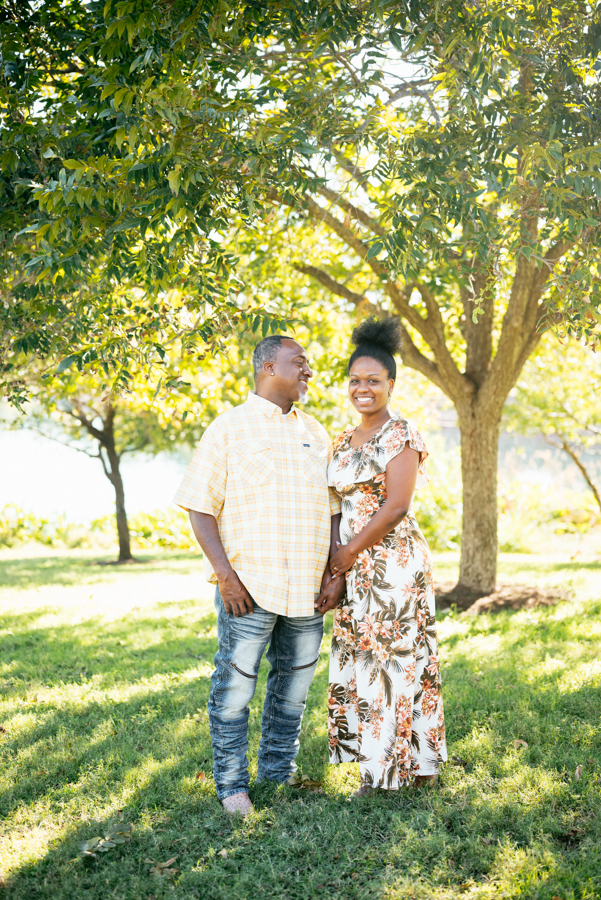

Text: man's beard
xmin=297 ymin=383 xmax=309 ymax=405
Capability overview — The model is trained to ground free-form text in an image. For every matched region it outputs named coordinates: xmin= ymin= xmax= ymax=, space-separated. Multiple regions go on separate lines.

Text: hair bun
xmin=351 ymin=316 xmax=402 ymax=356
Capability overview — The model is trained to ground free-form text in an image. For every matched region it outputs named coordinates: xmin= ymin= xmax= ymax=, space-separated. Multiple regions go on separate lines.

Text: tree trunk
xmin=105 ymin=445 xmax=133 ymax=562
xmin=455 ymin=404 xmax=501 ymax=596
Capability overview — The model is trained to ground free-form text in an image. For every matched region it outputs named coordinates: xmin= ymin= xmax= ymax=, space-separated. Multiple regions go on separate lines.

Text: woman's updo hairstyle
xmin=348 ymin=316 xmax=402 ymax=380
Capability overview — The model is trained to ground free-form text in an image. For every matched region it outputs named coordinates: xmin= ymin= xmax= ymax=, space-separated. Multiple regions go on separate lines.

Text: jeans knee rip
xmin=231 ymin=661 xmax=258 ymax=679
xmin=290 ymin=656 xmax=319 ymax=671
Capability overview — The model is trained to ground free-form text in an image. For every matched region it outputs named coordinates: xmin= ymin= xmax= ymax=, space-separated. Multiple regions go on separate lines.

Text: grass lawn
xmin=1 ymin=547 xmax=600 ymax=900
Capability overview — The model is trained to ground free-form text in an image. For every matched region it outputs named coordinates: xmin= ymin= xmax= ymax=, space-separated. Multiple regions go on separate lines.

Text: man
xmin=174 ymin=335 xmax=345 ymax=816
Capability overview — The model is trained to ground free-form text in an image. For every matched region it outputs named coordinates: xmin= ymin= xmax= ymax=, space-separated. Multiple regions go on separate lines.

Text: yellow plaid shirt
xmin=174 ymin=391 xmax=341 ymax=617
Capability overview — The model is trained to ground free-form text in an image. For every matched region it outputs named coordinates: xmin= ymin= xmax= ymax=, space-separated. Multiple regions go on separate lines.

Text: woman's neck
xmin=358 ymin=406 xmax=391 ymax=433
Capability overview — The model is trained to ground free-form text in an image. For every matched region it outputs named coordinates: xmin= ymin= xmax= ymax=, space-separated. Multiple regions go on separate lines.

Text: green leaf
xmin=56 ymin=355 xmax=78 ymax=374
xmin=366 ymin=242 xmax=383 ymax=261
xmin=42 ymin=148 xmax=57 ymax=159
xmin=79 ymin=837 xmax=102 ymax=852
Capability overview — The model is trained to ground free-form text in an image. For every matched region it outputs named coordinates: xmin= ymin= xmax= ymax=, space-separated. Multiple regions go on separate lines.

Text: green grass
xmin=1 ymin=548 xmax=601 ymax=900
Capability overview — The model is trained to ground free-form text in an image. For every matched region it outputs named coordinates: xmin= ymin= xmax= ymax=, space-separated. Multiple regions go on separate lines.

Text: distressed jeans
xmin=207 ymin=586 xmax=324 ymax=800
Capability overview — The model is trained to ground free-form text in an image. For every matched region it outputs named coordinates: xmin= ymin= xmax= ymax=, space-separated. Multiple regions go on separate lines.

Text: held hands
xmin=329 ymin=541 xmax=358 ymax=578
xmin=218 ymin=570 xmax=254 ymax=617
xmin=314 ymin=568 xmax=347 ymax=615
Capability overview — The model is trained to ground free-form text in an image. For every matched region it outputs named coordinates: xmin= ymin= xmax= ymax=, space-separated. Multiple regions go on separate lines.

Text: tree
xmin=255 ymin=1 xmax=601 ymax=595
xmin=0 ymin=0 xmax=429 ymax=403
xmin=4 ymin=1 xmax=601 ymax=592
xmin=505 ymin=337 xmax=601 ymax=514
xmin=10 ymin=360 xmax=221 ymax=562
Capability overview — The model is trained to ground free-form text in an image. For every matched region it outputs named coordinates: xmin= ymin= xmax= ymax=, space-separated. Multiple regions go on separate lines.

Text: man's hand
xmin=218 ymin=570 xmax=254 ymax=617
xmin=315 ymin=572 xmax=346 ymax=615
xmin=187 ymin=511 xmax=254 ymax=617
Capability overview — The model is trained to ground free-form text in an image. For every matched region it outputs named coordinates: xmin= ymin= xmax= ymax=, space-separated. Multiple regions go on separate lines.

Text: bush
xmin=0 ymin=505 xmax=91 ymax=549
xmin=90 ymin=508 xmax=196 ymax=551
xmin=0 ymin=505 xmax=195 ymax=551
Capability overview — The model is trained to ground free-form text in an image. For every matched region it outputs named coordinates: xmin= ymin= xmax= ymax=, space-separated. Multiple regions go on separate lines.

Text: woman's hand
xmin=329 ymin=541 xmax=358 ymax=577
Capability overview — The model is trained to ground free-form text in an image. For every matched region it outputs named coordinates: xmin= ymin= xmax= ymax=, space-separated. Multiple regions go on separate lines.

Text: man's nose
xmin=304 ymin=365 xmax=313 ymax=378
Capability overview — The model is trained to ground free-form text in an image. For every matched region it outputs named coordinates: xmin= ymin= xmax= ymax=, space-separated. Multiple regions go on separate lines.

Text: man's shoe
xmin=221 ymin=792 xmax=254 ymax=816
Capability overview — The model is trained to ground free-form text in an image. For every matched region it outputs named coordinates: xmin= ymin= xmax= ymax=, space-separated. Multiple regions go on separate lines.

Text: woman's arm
xmin=329 ymin=443 xmax=419 ymax=576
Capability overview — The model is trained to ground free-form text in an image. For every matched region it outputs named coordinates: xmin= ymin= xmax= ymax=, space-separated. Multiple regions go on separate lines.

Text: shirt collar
xmin=246 ymin=391 xmax=298 ymax=418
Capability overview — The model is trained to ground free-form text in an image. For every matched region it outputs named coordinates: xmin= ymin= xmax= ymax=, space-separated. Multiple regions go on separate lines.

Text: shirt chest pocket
xmin=302 ymin=442 xmax=327 ymax=487
xmin=232 ymin=439 xmax=275 ymax=485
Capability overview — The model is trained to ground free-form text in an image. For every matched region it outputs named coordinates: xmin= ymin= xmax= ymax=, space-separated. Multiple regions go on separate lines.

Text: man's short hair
xmin=252 ymin=334 xmax=295 ymax=377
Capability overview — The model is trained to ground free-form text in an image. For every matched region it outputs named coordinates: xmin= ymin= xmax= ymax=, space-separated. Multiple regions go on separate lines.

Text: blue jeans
xmin=207 ymin=587 xmax=324 ymax=800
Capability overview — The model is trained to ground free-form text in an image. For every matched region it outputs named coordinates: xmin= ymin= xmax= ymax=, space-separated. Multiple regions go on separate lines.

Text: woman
xmin=320 ymin=317 xmax=447 ymax=796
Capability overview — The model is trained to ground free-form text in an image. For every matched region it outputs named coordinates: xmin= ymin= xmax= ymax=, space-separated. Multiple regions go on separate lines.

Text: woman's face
xmin=348 ymin=356 xmax=394 ymax=416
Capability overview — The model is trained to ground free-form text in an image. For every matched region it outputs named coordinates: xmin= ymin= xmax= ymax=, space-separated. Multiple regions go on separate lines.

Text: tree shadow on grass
xmin=2 ymin=604 xmax=601 ymax=900
xmin=0 ymin=551 xmax=201 ymax=592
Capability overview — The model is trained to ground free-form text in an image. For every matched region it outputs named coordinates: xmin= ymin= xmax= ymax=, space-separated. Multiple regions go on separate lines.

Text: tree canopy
xmin=3 ymin=0 xmax=601 ymax=593
xmin=1 ymin=0 xmax=433 ymax=404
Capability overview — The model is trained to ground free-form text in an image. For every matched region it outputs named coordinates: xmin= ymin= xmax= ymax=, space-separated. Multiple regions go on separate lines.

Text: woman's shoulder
xmin=380 ymin=416 xmax=427 ymax=455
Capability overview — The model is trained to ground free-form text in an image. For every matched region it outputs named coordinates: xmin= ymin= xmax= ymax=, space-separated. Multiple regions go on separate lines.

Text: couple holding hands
xmin=174 ymin=317 xmax=447 ymax=816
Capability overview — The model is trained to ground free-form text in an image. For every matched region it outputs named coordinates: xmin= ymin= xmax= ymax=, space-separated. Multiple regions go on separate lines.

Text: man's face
xmin=268 ymin=339 xmax=313 ymax=402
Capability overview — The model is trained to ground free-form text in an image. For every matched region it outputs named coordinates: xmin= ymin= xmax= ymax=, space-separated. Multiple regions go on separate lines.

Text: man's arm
xmin=315 ymin=513 xmax=346 ymax=614
xmin=188 ymin=511 xmax=254 ymax=617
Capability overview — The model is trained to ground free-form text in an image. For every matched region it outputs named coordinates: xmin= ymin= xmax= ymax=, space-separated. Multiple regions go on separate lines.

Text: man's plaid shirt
xmin=174 ymin=391 xmax=340 ymax=617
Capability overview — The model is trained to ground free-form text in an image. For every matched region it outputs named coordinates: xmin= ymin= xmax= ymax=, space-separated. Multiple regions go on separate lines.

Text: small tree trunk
xmin=105 ymin=445 xmax=133 ymax=562
xmin=456 ymin=405 xmax=501 ymax=596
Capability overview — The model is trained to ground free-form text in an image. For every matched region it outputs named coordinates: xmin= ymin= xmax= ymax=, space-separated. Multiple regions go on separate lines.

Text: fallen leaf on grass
xmin=513 ymin=739 xmax=528 ymax=750
xmin=79 ymin=824 xmax=133 ymax=857
xmin=286 ymin=773 xmax=322 ymax=791
xmin=450 ymin=755 xmax=468 ymax=768
xmin=218 ymin=849 xmax=228 ymax=858
xmin=575 ymin=764 xmax=582 ymax=782
xmin=195 ymin=772 xmax=207 ymax=782
xmin=148 ymin=856 xmax=179 ymax=876
xmin=0 ymin=725 xmax=7 ymax=734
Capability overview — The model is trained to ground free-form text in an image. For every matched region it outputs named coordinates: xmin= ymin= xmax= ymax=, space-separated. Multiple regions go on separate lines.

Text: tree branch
xmin=547 ymin=434 xmax=601 ymax=512
xmin=97 ymin=445 xmax=113 ymax=482
xmin=293 ymin=264 xmax=373 ymax=307
xmin=293 ymin=264 xmax=451 ymax=398
xmin=533 ymin=238 xmax=574 ymax=294
xmin=68 ymin=402 xmax=107 ymax=444
xmin=330 ymin=149 xmax=371 ymax=187
xmin=271 ymin=188 xmax=471 ymax=401
xmin=24 ymin=426 xmax=101 ymax=460
xmin=314 ymin=185 xmax=387 ymax=237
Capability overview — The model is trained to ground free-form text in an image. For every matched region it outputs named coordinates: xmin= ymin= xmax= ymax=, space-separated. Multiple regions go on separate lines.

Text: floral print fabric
xmin=327 ymin=417 xmax=447 ymax=788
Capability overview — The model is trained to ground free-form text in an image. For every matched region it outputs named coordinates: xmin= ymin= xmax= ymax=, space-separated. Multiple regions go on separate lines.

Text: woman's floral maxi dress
xmin=327 ymin=416 xmax=447 ymax=788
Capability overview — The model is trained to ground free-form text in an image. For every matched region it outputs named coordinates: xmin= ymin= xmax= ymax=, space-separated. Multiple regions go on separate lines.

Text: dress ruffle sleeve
xmin=382 ymin=419 xmax=429 ymax=489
